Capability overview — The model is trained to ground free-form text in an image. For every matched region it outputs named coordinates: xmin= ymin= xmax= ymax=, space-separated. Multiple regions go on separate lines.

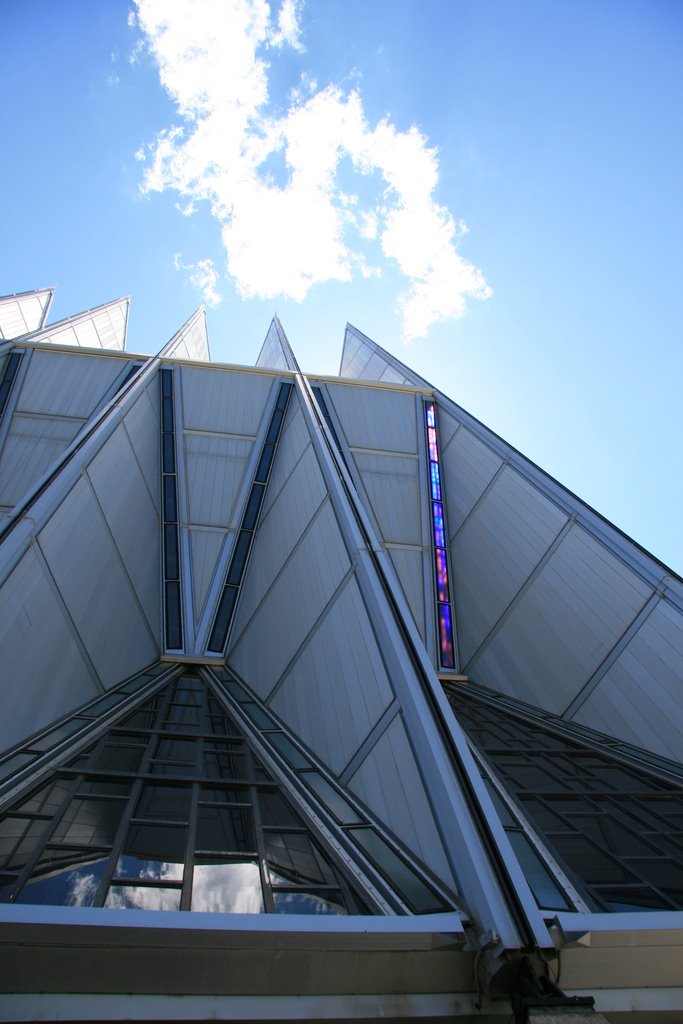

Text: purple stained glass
xmin=438 ymin=605 xmax=455 ymax=668
xmin=435 ymin=548 xmax=449 ymax=603
xmin=430 ymin=462 xmax=441 ymax=501
xmin=427 ymin=427 xmax=438 ymax=463
xmin=426 ymin=403 xmax=436 ymax=429
xmin=432 ymin=502 xmax=445 ymax=548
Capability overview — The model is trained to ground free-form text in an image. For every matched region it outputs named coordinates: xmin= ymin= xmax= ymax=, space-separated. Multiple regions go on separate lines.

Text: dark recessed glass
xmin=276 ymin=382 xmax=292 ymax=410
xmin=136 ymin=785 xmax=191 ymax=822
xmin=266 ymin=408 xmax=284 ymax=444
xmin=161 ymin=396 xmax=174 ymax=433
xmin=164 ymin=524 xmax=180 ymax=580
xmin=507 ymin=831 xmax=571 ymax=910
xmin=300 ymin=772 xmax=363 ymax=825
xmin=163 ymin=476 xmax=177 ymax=523
xmin=4 ymin=352 xmax=22 ymax=382
xmin=227 ymin=531 xmax=252 ymax=586
xmin=165 ymin=582 xmax=183 ymax=650
xmin=349 ymin=827 xmax=449 ymax=913
xmin=161 ymin=368 xmax=173 ymax=399
xmin=207 ymin=586 xmax=238 ymax=652
xmin=267 ymin=733 xmax=312 ymax=770
xmin=162 ymin=433 xmax=175 ymax=473
xmin=0 ymin=380 xmax=12 ymax=412
xmin=196 ymin=805 xmax=255 ymax=853
xmin=242 ymin=484 xmax=265 ymax=531
xmin=255 ymin=443 xmax=276 ymax=483
xmin=17 ymin=854 xmax=107 ymax=907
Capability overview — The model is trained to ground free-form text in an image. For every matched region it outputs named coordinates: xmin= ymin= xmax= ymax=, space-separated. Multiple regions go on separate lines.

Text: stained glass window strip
xmin=424 ymin=401 xmax=455 ymax=669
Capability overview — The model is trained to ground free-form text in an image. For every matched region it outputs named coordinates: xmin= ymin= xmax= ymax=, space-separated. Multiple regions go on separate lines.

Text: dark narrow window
xmin=160 ymin=369 xmax=183 ymax=650
xmin=207 ymin=381 xmax=293 ymax=653
xmin=0 ymin=350 xmax=23 ymax=423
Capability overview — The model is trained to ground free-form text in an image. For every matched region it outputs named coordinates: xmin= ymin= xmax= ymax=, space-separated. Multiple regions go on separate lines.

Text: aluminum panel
xmin=0 ymin=415 xmax=83 ymax=507
xmin=0 ymin=290 xmax=51 ymax=339
xmin=0 ymin=549 xmax=97 ymax=749
xmin=181 ymin=366 xmax=275 ymax=435
xmin=270 ymin=577 xmax=394 ymax=775
xmin=122 ymin=386 xmax=160 ymax=511
xmin=183 ymin=433 xmax=253 ymax=528
xmin=17 ymin=350 xmax=124 ymax=419
xmin=353 ymin=451 xmax=422 ymax=546
xmin=87 ymin=424 xmax=160 ymax=638
xmin=440 ymin=425 xmax=503 ymax=535
xmin=33 ymin=299 xmax=128 ymax=350
xmin=468 ymin=527 xmax=653 ymax=714
xmin=574 ymin=600 xmax=683 ymax=759
xmin=387 ymin=546 xmax=427 ymax=641
xmin=190 ymin=529 xmax=228 ymax=620
xmin=348 ymin=715 xmax=454 ymax=887
xmin=228 ymin=501 xmax=351 ymax=700
xmin=164 ymin=309 xmax=209 ymax=362
xmin=326 ymin=383 xmax=418 ymax=454
xmin=453 ymin=467 xmax=568 ymax=663
xmin=38 ymin=478 xmax=158 ymax=688
xmin=232 ymin=443 xmax=327 ymax=631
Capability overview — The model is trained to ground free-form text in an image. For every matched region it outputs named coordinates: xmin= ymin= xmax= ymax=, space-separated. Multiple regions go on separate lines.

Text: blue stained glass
xmin=438 ymin=605 xmax=455 ymax=668
xmin=427 ymin=427 xmax=438 ymax=463
xmin=425 ymin=403 xmax=436 ymax=429
xmin=435 ymin=548 xmax=449 ymax=603
xmin=432 ymin=501 xmax=445 ymax=548
xmin=430 ymin=462 xmax=441 ymax=501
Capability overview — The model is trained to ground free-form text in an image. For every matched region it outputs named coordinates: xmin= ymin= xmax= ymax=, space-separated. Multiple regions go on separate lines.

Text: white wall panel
xmin=190 ymin=529 xmax=227 ymax=620
xmin=0 ymin=549 xmax=97 ymax=749
xmin=348 ymin=716 xmax=454 ymax=888
xmin=468 ymin=527 xmax=652 ymax=714
xmin=379 ymin=364 xmax=410 ymax=385
xmin=440 ymin=425 xmax=503 ymax=535
xmin=183 ymin=433 xmax=252 ymax=528
xmin=573 ymin=600 xmax=683 ymax=759
xmin=181 ymin=367 xmax=274 ymax=435
xmin=270 ymin=577 xmax=394 ymax=775
xmin=122 ymin=386 xmax=159 ymax=511
xmin=233 ymin=444 xmax=327 ymax=630
xmin=387 ymin=546 xmax=427 ymax=641
xmin=353 ymin=451 xmax=421 ymax=546
xmin=453 ymin=467 xmax=568 ymax=664
xmin=437 ymin=407 xmax=461 ymax=450
xmin=0 ymin=290 xmax=51 ymax=339
xmin=327 ymin=383 xmax=417 ymax=454
xmin=87 ymin=424 xmax=160 ymax=638
xmin=228 ymin=501 xmax=350 ymax=700
xmin=0 ymin=415 xmax=83 ymax=507
xmin=17 ymin=350 xmax=124 ymax=418
xmin=38 ymin=478 xmax=158 ymax=688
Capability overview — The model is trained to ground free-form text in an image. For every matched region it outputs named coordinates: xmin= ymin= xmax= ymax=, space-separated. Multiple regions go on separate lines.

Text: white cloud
xmin=134 ymin=0 xmax=490 ymax=341
xmin=174 ymin=253 xmax=223 ymax=306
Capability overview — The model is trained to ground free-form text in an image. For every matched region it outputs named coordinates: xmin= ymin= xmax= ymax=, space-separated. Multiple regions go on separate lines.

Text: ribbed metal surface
xmin=0 ymin=548 xmax=98 ymax=749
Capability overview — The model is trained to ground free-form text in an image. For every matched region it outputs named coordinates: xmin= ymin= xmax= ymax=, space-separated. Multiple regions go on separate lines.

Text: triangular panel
xmin=19 ymin=298 xmax=130 ymax=351
xmin=256 ymin=316 xmax=299 ymax=372
xmin=160 ymin=306 xmax=209 ymax=361
xmin=189 ymin=528 xmax=226 ymax=620
xmin=0 ymin=288 xmax=53 ymax=340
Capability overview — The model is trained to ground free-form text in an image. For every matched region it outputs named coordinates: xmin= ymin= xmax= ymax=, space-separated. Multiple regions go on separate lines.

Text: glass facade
xmin=0 ymin=673 xmax=368 ymax=915
xmin=445 ymin=683 xmax=683 ymax=912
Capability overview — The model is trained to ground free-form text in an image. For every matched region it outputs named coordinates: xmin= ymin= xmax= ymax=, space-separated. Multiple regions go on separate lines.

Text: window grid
xmin=445 ymin=684 xmax=683 ymax=913
xmin=0 ymin=675 xmax=366 ymax=916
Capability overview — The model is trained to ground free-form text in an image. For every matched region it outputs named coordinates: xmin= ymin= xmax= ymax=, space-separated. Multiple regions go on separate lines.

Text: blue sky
xmin=1 ymin=0 xmax=681 ymax=571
